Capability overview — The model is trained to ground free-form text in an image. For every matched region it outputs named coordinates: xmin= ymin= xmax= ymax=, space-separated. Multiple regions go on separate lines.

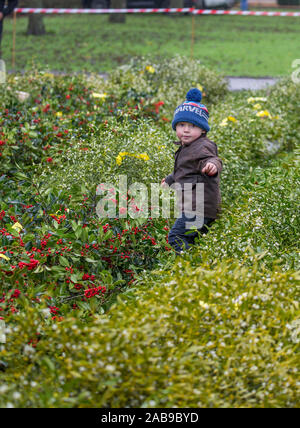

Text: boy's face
xmin=175 ymin=122 xmax=204 ymax=145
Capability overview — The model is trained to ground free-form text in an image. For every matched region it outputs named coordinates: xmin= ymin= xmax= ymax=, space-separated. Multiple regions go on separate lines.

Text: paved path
xmin=226 ymin=76 xmax=280 ymax=91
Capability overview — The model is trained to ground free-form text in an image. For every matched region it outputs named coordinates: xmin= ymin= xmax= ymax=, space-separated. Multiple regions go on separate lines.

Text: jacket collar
xmin=173 ymin=135 xmax=205 ymax=147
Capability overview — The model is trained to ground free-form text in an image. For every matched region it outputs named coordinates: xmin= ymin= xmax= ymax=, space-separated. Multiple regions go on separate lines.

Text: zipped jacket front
xmin=165 ymin=135 xmax=223 ymax=219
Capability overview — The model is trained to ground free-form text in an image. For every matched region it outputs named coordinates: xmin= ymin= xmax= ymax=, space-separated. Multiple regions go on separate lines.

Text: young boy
xmin=161 ymin=88 xmax=222 ymax=255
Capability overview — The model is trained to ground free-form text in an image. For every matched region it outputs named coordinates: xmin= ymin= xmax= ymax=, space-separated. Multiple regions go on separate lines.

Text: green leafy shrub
xmin=105 ymin=55 xmax=229 ymax=109
xmin=0 ymin=258 xmax=298 ymax=408
xmin=0 ymin=60 xmax=299 ymax=408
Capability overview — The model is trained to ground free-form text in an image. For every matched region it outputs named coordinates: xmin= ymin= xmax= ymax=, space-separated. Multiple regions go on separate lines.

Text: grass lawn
xmin=2 ymin=13 xmax=300 ymax=76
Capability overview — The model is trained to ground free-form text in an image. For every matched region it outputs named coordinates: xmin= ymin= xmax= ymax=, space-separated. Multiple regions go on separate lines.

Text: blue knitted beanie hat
xmin=172 ymin=88 xmax=210 ymax=132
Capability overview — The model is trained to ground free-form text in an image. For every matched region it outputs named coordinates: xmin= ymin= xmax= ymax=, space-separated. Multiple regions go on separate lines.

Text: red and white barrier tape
xmin=14 ymin=8 xmax=300 ymax=17
xmin=16 ymin=8 xmax=193 ymax=14
xmin=194 ymin=9 xmax=300 ymax=16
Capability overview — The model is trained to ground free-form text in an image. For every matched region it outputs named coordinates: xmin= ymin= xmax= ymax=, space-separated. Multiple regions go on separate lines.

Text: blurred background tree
xmin=170 ymin=0 xmax=184 ymax=6
xmin=26 ymin=0 xmax=46 ymax=35
xmin=109 ymin=0 xmax=126 ymax=23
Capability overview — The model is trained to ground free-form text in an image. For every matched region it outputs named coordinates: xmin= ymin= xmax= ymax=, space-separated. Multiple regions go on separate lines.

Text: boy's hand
xmin=202 ymin=162 xmax=217 ymax=176
xmin=161 ymin=178 xmax=167 ymax=188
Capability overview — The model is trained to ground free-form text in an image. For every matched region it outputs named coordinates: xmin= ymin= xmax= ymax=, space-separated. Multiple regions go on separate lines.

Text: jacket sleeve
xmin=196 ymin=144 xmax=223 ymax=176
xmin=3 ymin=0 xmax=18 ymax=17
xmin=164 ymin=172 xmax=175 ymax=186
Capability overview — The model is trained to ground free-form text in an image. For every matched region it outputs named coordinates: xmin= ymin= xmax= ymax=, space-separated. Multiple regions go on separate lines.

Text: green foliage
xmin=105 ymin=55 xmax=228 ymax=107
xmin=0 ymin=60 xmax=299 ymax=407
xmin=0 ymin=260 xmax=299 ymax=408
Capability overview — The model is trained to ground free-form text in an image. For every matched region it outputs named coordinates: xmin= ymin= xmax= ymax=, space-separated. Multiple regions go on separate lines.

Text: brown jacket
xmin=164 ymin=135 xmax=223 ymax=219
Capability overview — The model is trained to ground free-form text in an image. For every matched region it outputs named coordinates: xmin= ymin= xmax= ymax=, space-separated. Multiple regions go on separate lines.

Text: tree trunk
xmin=27 ymin=0 xmax=46 ymax=35
xmin=170 ymin=0 xmax=184 ymax=6
xmin=109 ymin=0 xmax=126 ymax=24
xmin=169 ymin=0 xmax=184 ymax=9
